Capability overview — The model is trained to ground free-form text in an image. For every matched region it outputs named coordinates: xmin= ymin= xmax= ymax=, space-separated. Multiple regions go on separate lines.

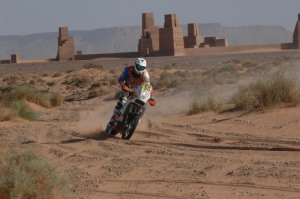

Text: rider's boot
xmin=105 ymin=109 xmax=121 ymax=134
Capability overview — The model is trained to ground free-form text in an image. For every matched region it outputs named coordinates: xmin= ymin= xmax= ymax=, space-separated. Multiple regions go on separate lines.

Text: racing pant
xmin=108 ymin=90 xmax=130 ymax=124
xmin=108 ymin=90 xmax=146 ymax=125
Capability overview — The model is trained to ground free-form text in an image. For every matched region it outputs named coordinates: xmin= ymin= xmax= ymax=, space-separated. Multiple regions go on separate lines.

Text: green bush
xmin=232 ymin=71 xmax=299 ymax=110
xmin=0 ymin=151 xmax=72 ymax=199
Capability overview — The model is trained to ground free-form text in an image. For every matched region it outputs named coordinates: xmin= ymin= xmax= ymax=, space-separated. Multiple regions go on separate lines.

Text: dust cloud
xmin=72 ymin=105 xmax=113 ymax=139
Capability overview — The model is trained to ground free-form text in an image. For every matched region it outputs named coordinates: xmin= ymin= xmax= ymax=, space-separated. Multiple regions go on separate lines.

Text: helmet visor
xmin=136 ymin=64 xmax=145 ymax=71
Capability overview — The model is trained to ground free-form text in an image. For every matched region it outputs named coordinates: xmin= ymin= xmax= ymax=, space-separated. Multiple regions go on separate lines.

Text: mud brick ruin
xmin=57 ymin=27 xmax=75 ymax=61
xmin=138 ymin=13 xmax=160 ymax=56
xmin=184 ymin=23 xmax=202 ymax=48
xmin=1 ymin=13 xmax=300 ymax=64
xmin=159 ymin=14 xmax=185 ymax=56
xmin=138 ymin=13 xmax=228 ymax=56
xmin=11 ymin=54 xmax=20 ymax=64
xmin=293 ymin=14 xmax=300 ymax=49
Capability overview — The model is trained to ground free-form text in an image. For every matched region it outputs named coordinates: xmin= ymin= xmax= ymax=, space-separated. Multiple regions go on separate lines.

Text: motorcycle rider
xmin=106 ymin=58 xmax=156 ymax=134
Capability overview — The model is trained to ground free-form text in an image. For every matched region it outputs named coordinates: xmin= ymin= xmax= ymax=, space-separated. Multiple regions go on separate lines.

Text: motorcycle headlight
xmin=141 ymin=90 xmax=147 ymax=100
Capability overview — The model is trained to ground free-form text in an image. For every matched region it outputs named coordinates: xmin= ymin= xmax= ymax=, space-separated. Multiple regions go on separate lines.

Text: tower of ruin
xmin=293 ymin=14 xmax=300 ymax=49
xmin=184 ymin=23 xmax=202 ymax=48
xmin=138 ymin=13 xmax=160 ymax=56
xmin=57 ymin=27 xmax=75 ymax=61
xmin=159 ymin=14 xmax=185 ymax=56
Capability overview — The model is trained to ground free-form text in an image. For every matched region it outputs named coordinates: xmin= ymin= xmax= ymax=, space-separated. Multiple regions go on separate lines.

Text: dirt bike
xmin=106 ymin=82 xmax=156 ymax=140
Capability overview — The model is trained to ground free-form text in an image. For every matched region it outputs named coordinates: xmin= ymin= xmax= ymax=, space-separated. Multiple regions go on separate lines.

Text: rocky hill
xmin=0 ymin=23 xmax=292 ymax=60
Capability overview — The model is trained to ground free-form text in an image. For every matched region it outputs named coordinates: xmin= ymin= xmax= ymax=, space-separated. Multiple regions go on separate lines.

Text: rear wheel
xmin=122 ymin=114 xmax=139 ymax=140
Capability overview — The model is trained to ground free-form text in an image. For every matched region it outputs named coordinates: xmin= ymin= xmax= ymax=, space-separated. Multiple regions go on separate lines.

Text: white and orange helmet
xmin=134 ymin=58 xmax=147 ymax=75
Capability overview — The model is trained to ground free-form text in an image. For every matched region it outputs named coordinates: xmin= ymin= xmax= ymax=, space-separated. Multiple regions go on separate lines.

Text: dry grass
xmin=0 ymin=151 xmax=73 ymax=199
xmin=50 ymin=92 xmax=63 ymax=107
xmin=82 ymin=62 xmax=104 ymax=70
xmin=47 ymin=81 xmax=56 ymax=87
xmin=88 ymin=88 xmax=109 ymax=99
xmin=0 ymin=106 xmax=16 ymax=121
xmin=0 ymin=87 xmax=51 ymax=108
xmin=153 ymin=72 xmax=182 ymax=89
xmin=63 ymin=74 xmax=92 ymax=88
xmin=53 ymin=72 xmax=63 ymax=77
xmin=189 ymin=96 xmax=225 ymax=115
xmin=0 ymin=86 xmax=63 ymax=120
xmin=232 ymin=71 xmax=300 ymax=111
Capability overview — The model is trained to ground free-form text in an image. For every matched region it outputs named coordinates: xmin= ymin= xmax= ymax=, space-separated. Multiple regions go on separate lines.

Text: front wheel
xmin=122 ymin=114 xmax=139 ymax=140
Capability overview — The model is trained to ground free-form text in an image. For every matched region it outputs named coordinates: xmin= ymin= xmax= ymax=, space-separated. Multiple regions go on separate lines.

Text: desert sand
xmin=0 ymin=50 xmax=299 ymax=199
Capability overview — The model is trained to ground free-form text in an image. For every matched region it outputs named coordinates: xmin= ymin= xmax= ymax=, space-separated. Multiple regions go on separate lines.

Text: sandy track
xmin=1 ymin=96 xmax=299 ymax=199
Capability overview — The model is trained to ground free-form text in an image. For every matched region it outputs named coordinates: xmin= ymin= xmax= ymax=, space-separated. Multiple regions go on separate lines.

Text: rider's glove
xmin=148 ymin=98 xmax=156 ymax=106
xmin=122 ymin=85 xmax=133 ymax=93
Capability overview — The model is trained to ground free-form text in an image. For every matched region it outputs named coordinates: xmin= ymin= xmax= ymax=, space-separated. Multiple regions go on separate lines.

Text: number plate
xmin=141 ymin=84 xmax=152 ymax=92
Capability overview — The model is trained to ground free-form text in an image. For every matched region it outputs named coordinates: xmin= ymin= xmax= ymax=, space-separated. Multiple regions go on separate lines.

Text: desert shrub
xmin=2 ymin=75 xmax=20 ymax=83
xmin=153 ymin=72 xmax=181 ymax=89
xmin=50 ymin=93 xmax=63 ymax=107
xmin=66 ymin=70 xmax=74 ymax=73
xmin=88 ymin=88 xmax=109 ymax=99
xmin=189 ymin=96 xmax=225 ymax=115
xmin=165 ymin=64 xmax=172 ymax=70
xmin=47 ymin=81 xmax=56 ymax=87
xmin=231 ymin=58 xmax=242 ymax=64
xmin=173 ymin=70 xmax=189 ymax=78
xmin=63 ymin=74 xmax=92 ymax=88
xmin=218 ymin=63 xmax=237 ymax=73
xmin=42 ymin=72 xmax=49 ymax=77
xmin=110 ymin=68 xmax=119 ymax=74
xmin=0 ymin=151 xmax=72 ymax=199
xmin=82 ymin=62 xmax=104 ymax=70
xmin=243 ymin=60 xmax=259 ymax=68
xmin=232 ymin=71 xmax=299 ymax=110
xmin=0 ymin=106 xmax=16 ymax=121
xmin=0 ymin=87 xmax=51 ymax=108
xmin=110 ymin=75 xmax=119 ymax=86
xmin=102 ymin=75 xmax=116 ymax=86
xmin=0 ymin=87 xmax=63 ymax=120
xmin=29 ymin=79 xmax=36 ymax=85
xmin=36 ymin=77 xmax=46 ymax=83
xmin=90 ymin=83 xmax=102 ymax=89
xmin=11 ymin=100 xmax=38 ymax=121
xmin=53 ymin=72 xmax=63 ymax=77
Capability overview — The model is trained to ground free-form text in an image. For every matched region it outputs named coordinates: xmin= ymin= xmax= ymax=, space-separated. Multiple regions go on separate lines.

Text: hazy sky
xmin=0 ymin=0 xmax=299 ymax=35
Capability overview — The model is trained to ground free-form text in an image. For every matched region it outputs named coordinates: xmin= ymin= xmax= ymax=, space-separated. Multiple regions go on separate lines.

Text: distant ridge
xmin=0 ymin=24 xmax=292 ymax=60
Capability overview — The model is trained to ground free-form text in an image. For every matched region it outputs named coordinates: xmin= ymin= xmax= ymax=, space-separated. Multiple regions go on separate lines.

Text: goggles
xmin=136 ymin=64 xmax=145 ymax=71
